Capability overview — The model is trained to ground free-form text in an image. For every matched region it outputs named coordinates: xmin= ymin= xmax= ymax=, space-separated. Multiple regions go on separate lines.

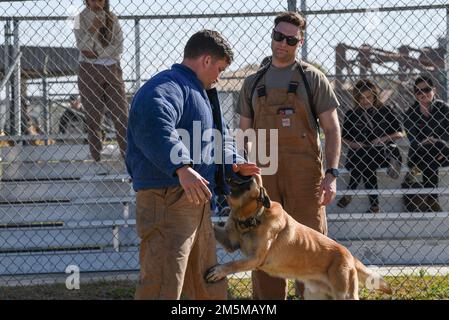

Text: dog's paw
xmin=205 ymin=265 xmax=227 ymax=283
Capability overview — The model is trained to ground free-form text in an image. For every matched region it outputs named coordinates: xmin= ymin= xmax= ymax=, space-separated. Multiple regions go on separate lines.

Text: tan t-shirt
xmin=236 ymin=61 xmax=339 ymax=130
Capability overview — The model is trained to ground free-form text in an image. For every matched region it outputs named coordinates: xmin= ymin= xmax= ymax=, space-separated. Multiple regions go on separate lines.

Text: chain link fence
xmin=0 ymin=0 xmax=448 ymax=299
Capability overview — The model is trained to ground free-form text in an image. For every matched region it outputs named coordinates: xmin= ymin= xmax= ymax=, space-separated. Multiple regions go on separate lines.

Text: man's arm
xmin=238 ymin=116 xmax=253 ymax=158
xmin=130 ymin=82 xmax=213 ymax=204
xmin=319 ymin=108 xmax=341 ymax=170
xmin=130 ymin=83 xmax=191 ymax=176
xmin=239 ymin=115 xmax=253 ymax=131
xmin=318 ymin=108 xmax=341 ymax=206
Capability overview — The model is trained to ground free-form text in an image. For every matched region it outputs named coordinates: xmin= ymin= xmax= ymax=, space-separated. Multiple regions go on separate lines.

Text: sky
xmin=0 ymin=0 xmax=448 ymax=99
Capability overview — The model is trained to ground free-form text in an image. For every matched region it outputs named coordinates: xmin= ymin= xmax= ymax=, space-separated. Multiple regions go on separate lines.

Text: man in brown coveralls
xmin=236 ymin=11 xmax=341 ymax=299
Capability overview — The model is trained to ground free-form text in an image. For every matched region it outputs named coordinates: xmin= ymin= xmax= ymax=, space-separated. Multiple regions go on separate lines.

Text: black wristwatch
xmin=325 ymin=168 xmax=339 ymax=178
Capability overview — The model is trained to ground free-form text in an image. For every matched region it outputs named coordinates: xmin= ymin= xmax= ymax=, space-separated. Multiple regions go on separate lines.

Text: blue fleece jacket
xmin=126 ymin=63 xmax=243 ymax=193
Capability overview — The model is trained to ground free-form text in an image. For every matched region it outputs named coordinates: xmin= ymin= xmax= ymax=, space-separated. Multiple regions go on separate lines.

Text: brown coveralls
xmin=251 ymin=66 xmax=328 ymax=299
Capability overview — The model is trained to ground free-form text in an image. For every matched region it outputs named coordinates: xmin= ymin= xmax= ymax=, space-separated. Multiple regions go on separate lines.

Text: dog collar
xmin=237 ymin=189 xmax=266 ymax=230
xmin=237 ymin=209 xmax=263 ymax=230
xmin=238 ymin=211 xmax=262 ymax=229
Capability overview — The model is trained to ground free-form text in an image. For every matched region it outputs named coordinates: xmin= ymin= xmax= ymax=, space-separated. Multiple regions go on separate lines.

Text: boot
xmin=426 ymin=196 xmax=442 ymax=212
xmin=337 ymin=195 xmax=352 ymax=208
xmin=410 ymin=166 xmax=421 ymax=177
xmin=367 ymin=205 xmax=380 ymax=214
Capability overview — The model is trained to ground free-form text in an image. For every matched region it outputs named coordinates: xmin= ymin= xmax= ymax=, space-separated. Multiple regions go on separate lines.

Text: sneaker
xmin=337 ymin=195 xmax=352 ymax=208
xmin=426 ymin=196 xmax=442 ymax=212
xmin=367 ymin=205 xmax=380 ymax=213
xmin=387 ymin=159 xmax=401 ymax=179
xmin=410 ymin=166 xmax=421 ymax=177
xmin=403 ymin=172 xmax=416 ymax=186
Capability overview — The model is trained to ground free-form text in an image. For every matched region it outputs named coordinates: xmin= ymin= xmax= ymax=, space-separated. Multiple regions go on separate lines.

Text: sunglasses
xmin=414 ymin=86 xmax=433 ymax=95
xmin=272 ymin=30 xmax=301 ymax=46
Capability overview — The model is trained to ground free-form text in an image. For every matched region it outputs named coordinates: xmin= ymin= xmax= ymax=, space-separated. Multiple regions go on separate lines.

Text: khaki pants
xmin=78 ymin=62 xmax=128 ymax=161
xmin=134 ymin=186 xmax=227 ymax=300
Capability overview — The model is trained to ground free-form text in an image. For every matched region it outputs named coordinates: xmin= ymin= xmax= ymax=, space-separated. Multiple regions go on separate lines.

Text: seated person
xmin=337 ymin=79 xmax=404 ymax=213
xmin=22 ymin=99 xmax=55 ymax=145
xmin=404 ymin=76 xmax=449 ymax=212
xmin=59 ymin=95 xmax=86 ymax=135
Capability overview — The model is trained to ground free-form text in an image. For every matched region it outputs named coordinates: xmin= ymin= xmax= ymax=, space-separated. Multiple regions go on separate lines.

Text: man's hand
xmin=81 ymin=50 xmax=98 ymax=59
xmin=176 ymin=166 xmax=212 ymax=205
xmin=232 ymin=163 xmax=261 ymax=176
xmin=318 ymin=174 xmax=337 ymax=206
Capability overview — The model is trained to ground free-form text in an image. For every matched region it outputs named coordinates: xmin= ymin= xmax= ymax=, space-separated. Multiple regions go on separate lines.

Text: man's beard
xmin=273 ymin=52 xmax=295 ymax=63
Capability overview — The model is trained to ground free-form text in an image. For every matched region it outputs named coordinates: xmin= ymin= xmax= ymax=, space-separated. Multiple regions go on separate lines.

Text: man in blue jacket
xmin=126 ymin=30 xmax=260 ymax=300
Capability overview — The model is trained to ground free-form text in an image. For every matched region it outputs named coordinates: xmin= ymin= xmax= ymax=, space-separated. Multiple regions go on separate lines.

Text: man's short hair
xmin=183 ymin=29 xmax=234 ymax=64
xmin=414 ymin=75 xmax=434 ymax=89
xmin=274 ymin=11 xmax=307 ymax=38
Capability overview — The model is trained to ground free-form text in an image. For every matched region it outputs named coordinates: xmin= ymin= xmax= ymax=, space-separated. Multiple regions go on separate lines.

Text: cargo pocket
xmin=136 ymin=188 xmax=167 ymax=238
xmin=166 ymin=185 xmax=191 ymax=210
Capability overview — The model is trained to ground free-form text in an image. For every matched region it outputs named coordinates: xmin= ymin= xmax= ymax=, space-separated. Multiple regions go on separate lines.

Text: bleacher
xmin=0 ymin=138 xmax=448 ymax=278
xmin=0 ymin=142 xmax=139 ymax=275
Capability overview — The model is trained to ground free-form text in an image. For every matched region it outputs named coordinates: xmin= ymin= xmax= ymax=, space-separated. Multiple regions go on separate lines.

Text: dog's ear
xmin=260 ymin=186 xmax=271 ymax=208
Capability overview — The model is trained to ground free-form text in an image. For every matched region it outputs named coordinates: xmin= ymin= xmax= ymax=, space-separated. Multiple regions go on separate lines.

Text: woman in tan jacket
xmin=75 ymin=0 xmax=128 ymax=161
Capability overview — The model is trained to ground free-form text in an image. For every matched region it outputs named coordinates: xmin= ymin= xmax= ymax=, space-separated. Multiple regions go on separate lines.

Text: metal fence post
xmin=287 ymin=0 xmax=297 ymax=11
xmin=12 ymin=19 xmax=21 ymax=136
xmin=287 ymin=0 xmax=308 ymax=61
xmin=3 ymin=20 xmax=12 ymax=133
xmin=134 ymin=18 xmax=141 ymax=92
xmin=301 ymin=0 xmax=308 ymax=61
xmin=42 ymin=54 xmax=50 ymax=141
xmin=446 ymin=7 xmax=449 ymax=102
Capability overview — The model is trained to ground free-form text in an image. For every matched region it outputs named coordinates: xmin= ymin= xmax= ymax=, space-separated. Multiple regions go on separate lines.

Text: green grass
xmin=0 ymin=280 xmax=135 ymax=300
xmin=1 ymin=275 xmax=449 ymax=300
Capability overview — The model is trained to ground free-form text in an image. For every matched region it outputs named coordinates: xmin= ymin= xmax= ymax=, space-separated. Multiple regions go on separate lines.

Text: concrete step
xmin=1 ymin=237 xmax=445 ymax=275
xmin=216 ymin=238 xmax=449 ymax=266
xmin=0 ymin=224 xmax=138 ymax=251
xmin=5 ymin=212 xmax=446 ymax=253
xmin=213 ymin=215 xmax=449 ymax=241
xmin=0 ymin=160 xmax=126 ymax=180
xmin=0 ymin=201 xmax=135 ymax=224
xmin=328 ymin=192 xmax=449 ymax=214
xmin=0 ymin=214 xmax=447 ymax=275
xmin=0 ymin=143 xmax=120 ymax=162
xmin=0 ymin=246 xmax=140 ymax=275
xmin=342 ymin=238 xmax=449 ymax=265
xmin=336 ymin=168 xmax=449 ymax=190
xmin=327 ymin=212 xmax=449 ymax=239
xmin=0 ymin=179 xmax=132 ymax=202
